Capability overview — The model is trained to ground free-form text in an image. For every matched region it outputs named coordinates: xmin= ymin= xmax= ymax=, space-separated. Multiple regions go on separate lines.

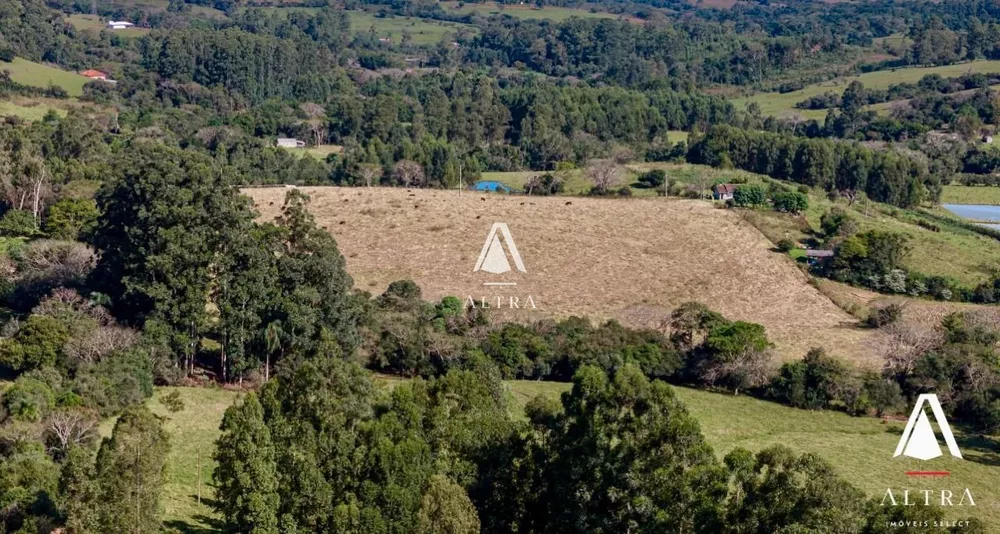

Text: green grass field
xmin=0 ymin=99 xmax=66 ymax=120
xmin=67 ymin=14 xmax=152 ymax=37
xmin=150 ymin=381 xmax=1000 ymax=530
xmin=942 ymin=185 xmax=1000 ymax=205
xmin=348 ymin=11 xmax=474 ymax=44
xmin=734 ymin=60 xmax=1000 ymax=119
xmin=438 ymin=1 xmax=628 ymax=21
xmin=0 ymin=58 xmax=92 ymax=97
xmin=280 ymin=144 xmax=344 ymax=161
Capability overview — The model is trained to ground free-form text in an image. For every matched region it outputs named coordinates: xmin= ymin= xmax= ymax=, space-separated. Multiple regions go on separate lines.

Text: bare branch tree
xmin=300 ymin=103 xmax=328 ymax=146
xmin=878 ymin=323 xmax=943 ymax=382
xmin=357 ymin=163 xmax=381 ymax=188
xmin=393 ymin=160 xmax=425 ymax=188
xmin=44 ymin=408 xmax=99 ymax=457
xmin=585 ymin=160 xmax=623 ymax=194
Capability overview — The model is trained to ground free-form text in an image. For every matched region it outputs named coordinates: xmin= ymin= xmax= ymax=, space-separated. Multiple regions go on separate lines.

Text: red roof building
xmin=80 ymin=69 xmax=108 ymax=81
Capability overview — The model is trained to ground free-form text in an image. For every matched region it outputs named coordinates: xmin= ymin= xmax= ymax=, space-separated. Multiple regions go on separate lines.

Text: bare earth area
xmin=244 ymin=187 xmax=878 ymax=363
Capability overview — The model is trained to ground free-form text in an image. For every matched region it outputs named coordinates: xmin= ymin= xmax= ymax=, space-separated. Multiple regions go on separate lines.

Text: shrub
xmin=0 ymin=210 xmax=38 ymax=237
xmin=776 ymin=239 xmax=795 ymax=252
xmin=43 ymin=198 xmax=99 ymax=240
xmin=637 ymin=169 xmax=666 ymax=188
xmin=2 ymin=377 xmax=56 ymax=422
xmin=617 ymin=186 xmax=633 ymax=197
xmin=772 ymin=191 xmax=809 ymax=213
xmin=866 ymin=303 xmax=904 ymax=328
xmin=0 ymin=315 xmax=70 ymax=373
xmin=733 ymin=184 xmax=766 ymax=207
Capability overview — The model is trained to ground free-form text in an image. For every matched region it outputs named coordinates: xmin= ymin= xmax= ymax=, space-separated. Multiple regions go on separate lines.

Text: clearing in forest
xmin=244 ymin=186 xmax=877 ymax=363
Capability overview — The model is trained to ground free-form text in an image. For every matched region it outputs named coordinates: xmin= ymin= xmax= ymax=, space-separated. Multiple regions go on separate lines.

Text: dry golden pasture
xmin=244 ymin=187 xmax=878 ymax=363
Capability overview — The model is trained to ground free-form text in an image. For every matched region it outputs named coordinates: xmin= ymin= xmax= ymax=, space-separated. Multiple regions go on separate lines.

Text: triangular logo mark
xmin=474 ymin=223 xmax=525 ymax=274
xmin=894 ymin=394 xmax=962 ymax=460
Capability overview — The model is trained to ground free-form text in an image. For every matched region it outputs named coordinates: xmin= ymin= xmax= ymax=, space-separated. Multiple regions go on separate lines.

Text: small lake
xmin=941 ymin=204 xmax=1000 ymax=222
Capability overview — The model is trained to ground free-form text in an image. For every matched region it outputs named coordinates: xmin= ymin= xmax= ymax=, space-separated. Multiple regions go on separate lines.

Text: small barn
xmin=712 ymin=183 xmax=737 ymax=201
xmin=471 ymin=180 xmax=512 ymax=193
xmin=107 ymin=21 xmax=134 ymax=30
xmin=80 ymin=69 xmax=108 ymax=81
xmin=276 ymin=138 xmax=306 ymax=148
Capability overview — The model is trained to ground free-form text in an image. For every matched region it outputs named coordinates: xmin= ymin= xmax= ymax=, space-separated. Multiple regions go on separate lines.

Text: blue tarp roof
xmin=472 ymin=180 xmax=512 ymax=192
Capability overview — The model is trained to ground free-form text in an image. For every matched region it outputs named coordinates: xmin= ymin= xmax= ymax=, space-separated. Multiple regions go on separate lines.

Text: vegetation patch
xmin=0 ymin=58 xmax=91 ymax=97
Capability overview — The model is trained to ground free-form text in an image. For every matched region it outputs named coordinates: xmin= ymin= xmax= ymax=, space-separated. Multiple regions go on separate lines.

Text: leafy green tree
xmin=0 ymin=209 xmax=38 ymax=237
xmin=0 ymin=315 xmax=69 ymax=374
xmin=59 ymin=444 xmax=100 ymax=533
xmin=733 ymin=184 xmax=766 ymax=207
xmin=94 ymin=406 xmax=170 ymax=534
xmin=44 ymin=198 xmax=99 ymax=240
xmin=417 ymin=475 xmax=480 ymax=534
xmin=772 ymin=191 xmax=808 ymax=213
xmin=722 ymin=445 xmax=867 ymax=532
xmin=214 ymin=393 xmax=280 ymax=534
xmin=0 ymin=442 xmax=60 ymax=532
xmin=87 ymin=143 xmax=256 ymax=374
xmin=525 ymin=364 xmax=728 ymax=533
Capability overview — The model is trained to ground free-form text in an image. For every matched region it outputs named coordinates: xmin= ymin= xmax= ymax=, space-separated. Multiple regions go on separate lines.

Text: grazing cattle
xmin=565 ymin=201 xmax=573 ymax=205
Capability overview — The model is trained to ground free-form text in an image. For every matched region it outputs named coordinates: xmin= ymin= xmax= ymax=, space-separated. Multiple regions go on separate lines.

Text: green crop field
xmin=438 ymin=1 xmax=628 ymax=22
xmin=0 ymin=58 xmax=92 ymax=97
xmin=942 ymin=185 xmax=1000 ymax=205
xmin=733 ymin=59 xmax=1000 ymax=119
xmin=144 ymin=380 xmax=1000 ymax=530
xmin=348 ymin=11 xmax=474 ymax=44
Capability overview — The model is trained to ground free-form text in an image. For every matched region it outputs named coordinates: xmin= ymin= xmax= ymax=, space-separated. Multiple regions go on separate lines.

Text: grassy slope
xmin=0 ymin=58 xmax=91 ymax=97
xmin=154 ymin=381 xmax=1000 ymax=530
xmin=733 ymin=60 xmax=1000 ymax=118
xmin=942 ymin=185 xmax=1000 ymax=206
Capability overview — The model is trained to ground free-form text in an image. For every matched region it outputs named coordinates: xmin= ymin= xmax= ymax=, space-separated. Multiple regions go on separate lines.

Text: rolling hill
xmin=243 ymin=186 xmax=878 ymax=363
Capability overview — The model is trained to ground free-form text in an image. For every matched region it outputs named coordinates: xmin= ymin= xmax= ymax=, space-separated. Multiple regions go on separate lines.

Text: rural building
xmin=804 ymin=249 xmax=834 ymax=265
xmin=712 ymin=183 xmax=736 ymax=201
xmin=276 ymin=138 xmax=306 ymax=148
xmin=107 ymin=21 xmax=135 ymax=30
xmin=80 ymin=69 xmax=108 ymax=81
xmin=472 ymin=180 xmax=512 ymax=193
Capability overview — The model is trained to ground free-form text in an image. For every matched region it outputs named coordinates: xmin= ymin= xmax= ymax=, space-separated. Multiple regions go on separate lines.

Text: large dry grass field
xmin=244 ymin=186 xmax=878 ymax=363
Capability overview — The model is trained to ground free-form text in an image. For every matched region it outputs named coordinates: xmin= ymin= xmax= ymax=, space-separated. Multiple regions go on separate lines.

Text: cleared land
xmin=348 ymin=11 xmax=474 ymax=44
xmin=149 ymin=381 xmax=1000 ymax=530
xmin=0 ymin=58 xmax=92 ymax=97
xmin=244 ymin=186 xmax=876 ymax=363
xmin=942 ymin=185 xmax=1000 ymax=205
xmin=438 ymin=1 xmax=631 ymax=22
xmin=733 ymin=60 xmax=1000 ymax=119
xmin=66 ymin=15 xmax=152 ymax=37
xmin=0 ymin=97 xmax=68 ymax=120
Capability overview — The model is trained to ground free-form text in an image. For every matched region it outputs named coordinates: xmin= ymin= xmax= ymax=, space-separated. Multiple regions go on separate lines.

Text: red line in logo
xmin=905 ymin=471 xmax=950 ymax=476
